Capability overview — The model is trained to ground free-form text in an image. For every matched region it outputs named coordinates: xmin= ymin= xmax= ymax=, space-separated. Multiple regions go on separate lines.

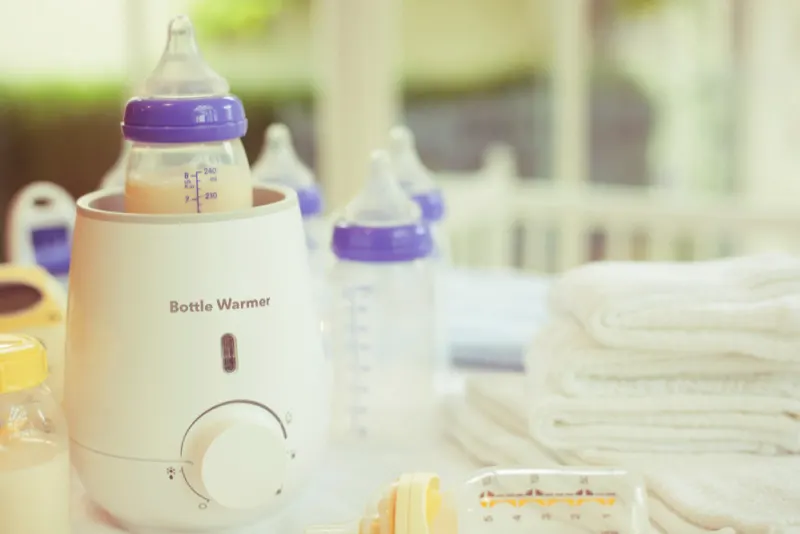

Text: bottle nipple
xmin=141 ymin=15 xmax=230 ymax=98
xmin=267 ymin=124 xmax=293 ymax=153
xmin=388 ymin=126 xmax=435 ymax=193
xmin=257 ymin=124 xmax=315 ymax=187
xmin=252 ymin=123 xmax=324 ymax=217
xmin=343 ymin=151 xmax=421 ymax=227
xmin=389 ymin=126 xmax=414 ymax=156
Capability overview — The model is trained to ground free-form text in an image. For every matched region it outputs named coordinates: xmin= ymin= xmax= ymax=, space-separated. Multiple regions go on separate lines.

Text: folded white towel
xmin=549 ymin=254 xmax=800 ymax=361
xmin=524 ymin=321 xmax=800 ymax=454
xmin=531 ymin=321 xmax=800 ymax=398
xmin=447 ymin=374 xmax=800 ymax=533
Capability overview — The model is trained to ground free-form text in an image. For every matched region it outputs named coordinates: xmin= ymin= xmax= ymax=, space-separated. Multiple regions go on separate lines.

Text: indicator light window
xmin=221 ymin=333 xmax=238 ymax=373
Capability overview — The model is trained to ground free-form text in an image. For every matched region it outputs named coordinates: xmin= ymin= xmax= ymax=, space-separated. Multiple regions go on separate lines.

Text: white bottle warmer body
xmin=64 ymin=186 xmax=330 ymax=532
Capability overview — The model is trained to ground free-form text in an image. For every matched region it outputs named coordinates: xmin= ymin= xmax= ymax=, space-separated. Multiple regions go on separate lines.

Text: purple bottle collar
xmin=295 ymin=185 xmax=323 ymax=218
xmin=332 ymin=222 xmax=433 ymax=263
xmin=122 ymin=95 xmax=248 ymax=143
xmin=412 ymin=190 xmax=445 ymax=222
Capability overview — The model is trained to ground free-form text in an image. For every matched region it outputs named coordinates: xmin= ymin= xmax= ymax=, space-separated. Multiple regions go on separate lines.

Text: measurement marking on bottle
xmin=183 ymin=168 xmax=218 ymax=213
xmin=194 ymin=171 xmax=201 ymax=213
xmin=344 ymin=285 xmax=374 ymax=433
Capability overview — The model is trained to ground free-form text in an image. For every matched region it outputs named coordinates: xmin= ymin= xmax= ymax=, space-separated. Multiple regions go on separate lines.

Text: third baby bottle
xmin=252 ymin=124 xmax=330 ymax=281
xmin=326 ymin=151 xmax=437 ymax=446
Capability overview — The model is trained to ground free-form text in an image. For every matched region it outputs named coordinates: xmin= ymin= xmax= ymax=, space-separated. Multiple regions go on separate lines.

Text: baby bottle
xmin=306 ymin=467 xmax=650 ymax=534
xmin=388 ymin=126 xmax=450 ymax=262
xmin=0 ymin=334 xmax=71 ymax=534
xmin=388 ymin=126 xmax=451 ymax=386
xmin=122 ymin=15 xmax=252 ymax=215
xmin=252 ymin=124 xmax=330 ymax=278
xmin=327 ymin=151 xmax=436 ymax=446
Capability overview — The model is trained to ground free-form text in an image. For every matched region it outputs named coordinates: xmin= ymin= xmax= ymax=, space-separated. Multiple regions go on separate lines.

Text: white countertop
xmin=73 ymin=439 xmax=480 ymax=534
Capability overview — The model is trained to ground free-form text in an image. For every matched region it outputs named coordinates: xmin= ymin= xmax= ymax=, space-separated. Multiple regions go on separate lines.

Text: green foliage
xmin=616 ymin=0 xmax=669 ymax=15
xmin=190 ymin=0 xmax=286 ymax=40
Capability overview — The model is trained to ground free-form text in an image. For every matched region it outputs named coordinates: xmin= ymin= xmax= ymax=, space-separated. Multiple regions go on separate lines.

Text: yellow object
xmin=425 ymin=479 xmax=442 ymax=527
xmin=306 ymin=473 xmax=452 ymax=534
xmin=0 ymin=334 xmax=48 ymax=393
xmin=0 ymin=264 xmax=64 ymax=332
xmin=0 ymin=264 xmax=66 ymax=402
xmin=387 ymin=474 xmax=445 ymax=534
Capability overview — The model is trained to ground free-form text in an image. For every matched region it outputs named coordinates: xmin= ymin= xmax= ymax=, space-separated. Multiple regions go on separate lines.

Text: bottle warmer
xmin=64 ymin=185 xmax=330 ymax=533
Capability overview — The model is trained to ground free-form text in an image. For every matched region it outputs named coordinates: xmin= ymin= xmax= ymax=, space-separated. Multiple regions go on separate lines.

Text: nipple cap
xmin=332 ymin=151 xmax=432 ymax=263
xmin=266 ymin=124 xmax=294 ymax=154
xmin=388 ymin=126 xmax=445 ymax=222
xmin=142 ymin=15 xmax=229 ymax=98
xmin=342 ymin=151 xmax=419 ymax=226
xmin=0 ymin=334 xmax=48 ymax=394
xmin=253 ymin=124 xmax=322 ymax=217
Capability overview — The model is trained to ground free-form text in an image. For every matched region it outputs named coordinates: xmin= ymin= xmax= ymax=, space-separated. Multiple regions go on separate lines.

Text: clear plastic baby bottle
xmin=327 ymin=151 xmax=436 ymax=445
xmin=0 ymin=334 xmax=71 ymax=534
xmin=388 ymin=126 xmax=451 ymax=388
xmin=306 ymin=467 xmax=650 ymax=534
xmin=252 ymin=124 xmax=330 ymax=276
xmin=388 ymin=126 xmax=450 ymax=262
xmin=122 ymin=15 xmax=252 ymax=214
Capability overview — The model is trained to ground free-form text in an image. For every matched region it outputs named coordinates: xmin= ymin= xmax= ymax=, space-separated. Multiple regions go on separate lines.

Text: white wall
xmin=0 ymin=0 xmax=189 ymax=83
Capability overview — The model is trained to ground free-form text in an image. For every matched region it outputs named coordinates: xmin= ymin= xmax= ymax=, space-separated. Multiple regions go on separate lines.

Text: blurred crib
xmin=432 ymin=0 xmax=800 ymax=273
xmin=439 ymin=144 xmax=800 ymax=273
xmin=311 ymin=0 xmax=800 ymax=274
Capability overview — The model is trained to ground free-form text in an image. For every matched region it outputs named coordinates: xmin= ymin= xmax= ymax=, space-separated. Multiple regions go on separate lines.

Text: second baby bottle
xmin=122 ymin=16 xmax=252 ymax=215
xmin=327 ymin=151 xmax=436 ymax=446
xmin=389 ymin=126 xmax=451 ymax=384
xmin=252 ymin=124 xmax=330 ymax=276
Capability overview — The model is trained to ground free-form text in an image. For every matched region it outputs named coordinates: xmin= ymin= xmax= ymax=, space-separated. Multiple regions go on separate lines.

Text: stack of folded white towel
xmin=444 ymin=254 xmax=800 ymax=533
xmin=532 ymin=253 xmax=800 ymax=456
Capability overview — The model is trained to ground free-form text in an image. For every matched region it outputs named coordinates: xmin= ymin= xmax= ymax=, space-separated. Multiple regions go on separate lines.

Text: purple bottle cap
xmin=296 ymin=185 xmax=324 ymax=218
xmin=388 ymin=126 xmax=446 ymax=223
xmin=332 ymin=223 xmax=433 ymax=263
xmin=332 ymin=151 xmax=433 ymax=263
xmin=412 ymin=190 xmax=445 ymax=222
xmin=122 ymin=96 xmax=248 ymax=144
xmin=121 ymin=15 xmax=248 ymax=144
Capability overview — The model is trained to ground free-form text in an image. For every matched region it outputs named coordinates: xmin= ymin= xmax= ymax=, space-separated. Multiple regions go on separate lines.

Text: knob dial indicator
xmin=181 ymin=401 xmax=288 ymax=509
